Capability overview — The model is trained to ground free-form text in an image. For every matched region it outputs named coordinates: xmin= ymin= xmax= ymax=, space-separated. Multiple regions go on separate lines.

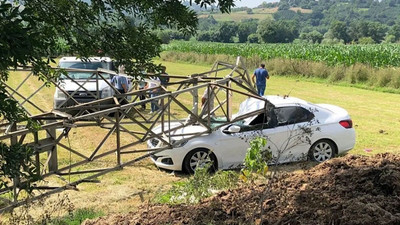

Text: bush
xmin=247 ymin=34 xmax=259 ymax=43
xmin=358 ymin=37 xmax=375 ymax=44
xmin=345 ymin=63 xmax=371 ymax=84
xmin=155 ymin=167 xmax=239 ymax=204
xmin=157 ymin=31 xmax=171 ymax=44
xmin=48 ymin=208 xmax=104 ymax=225
xmin=328 ymin=66 xmax=346 ymax=82
xmin=376 ymin=70 xmax=392 ymax=87
xmin=196 ymin=31 xmax=212 ymax=42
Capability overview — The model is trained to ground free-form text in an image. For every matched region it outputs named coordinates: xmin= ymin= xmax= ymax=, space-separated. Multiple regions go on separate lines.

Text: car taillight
xmin=339 ymin=120 xmax=353 ymax=129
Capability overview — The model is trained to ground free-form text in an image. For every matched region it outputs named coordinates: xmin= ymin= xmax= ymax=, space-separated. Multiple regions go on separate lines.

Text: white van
xmin=53 ymin=57 xmax=131 ymax=108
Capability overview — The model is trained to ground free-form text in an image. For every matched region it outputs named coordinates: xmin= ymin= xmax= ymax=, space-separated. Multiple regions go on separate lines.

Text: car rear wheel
xmin=309 ymin=140 xmax=336 ymax=162
xmin=183 ymin=148 xmax=217 ymax=174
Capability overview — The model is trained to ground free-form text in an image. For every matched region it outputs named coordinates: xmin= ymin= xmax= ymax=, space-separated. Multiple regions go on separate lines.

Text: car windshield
xmin=59 ymin=61 xmax=112 ymax=79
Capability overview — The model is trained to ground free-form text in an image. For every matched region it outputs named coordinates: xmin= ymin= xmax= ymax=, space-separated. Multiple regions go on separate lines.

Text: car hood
xmin=58 ymin=79 xmax=112 ymax=91
xmin=152 ymin=122 xmax=209 ymax=141
xmin=233 ymin=97 xmax=267 ymax=124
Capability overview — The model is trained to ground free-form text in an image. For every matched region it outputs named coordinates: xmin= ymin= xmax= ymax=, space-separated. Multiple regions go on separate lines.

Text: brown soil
xmin=83 ymin=153 xmax=400 ymax=225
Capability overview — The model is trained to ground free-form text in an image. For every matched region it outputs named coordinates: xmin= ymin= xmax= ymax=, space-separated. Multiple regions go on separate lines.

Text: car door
xmin=215 ymin=112 xmax=283 ymax=168
xmin=267 ymin=106 xmax=315 ymax=163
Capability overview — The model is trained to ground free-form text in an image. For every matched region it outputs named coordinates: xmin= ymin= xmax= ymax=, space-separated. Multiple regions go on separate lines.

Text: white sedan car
xmin=147 ymin=95 xmax=356 ymax=173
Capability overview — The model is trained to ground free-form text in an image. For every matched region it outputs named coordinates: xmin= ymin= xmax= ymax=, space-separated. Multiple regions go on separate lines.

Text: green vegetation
xmin=155 ymin=167 xmax=239 ymax=204
xmin=163 ymin=41 xmax=400 ymax=68
xmin=240 ymin=137 xmax=271 ymax=182
xmin=45 ymin=208 xmax=104 ymax=225
xmin=192 ymin=0 xmax=400 ymax=44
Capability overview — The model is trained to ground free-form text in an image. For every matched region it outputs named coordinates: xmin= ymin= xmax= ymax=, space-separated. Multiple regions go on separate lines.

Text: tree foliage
xmin=257 ymin=19 xmax=299 ymax=43
xmin=0 ymin=0 xmax=235 ymax=194
xmin=217 ymin=21 xmax=238 ymax=43
xmin=238 ymin=20 xmax=258 ymax=43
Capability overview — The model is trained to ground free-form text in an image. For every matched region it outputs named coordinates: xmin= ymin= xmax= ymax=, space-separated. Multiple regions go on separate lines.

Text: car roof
xmin=233 ymin=95 xmax=317 ymax=124
xmin=59 ymin=57 xmax=112 ymax=62
xmin=235 ymin=95 xmax=311 ymax=117
xmin=265 ymin=95 xmax=310 ymax=107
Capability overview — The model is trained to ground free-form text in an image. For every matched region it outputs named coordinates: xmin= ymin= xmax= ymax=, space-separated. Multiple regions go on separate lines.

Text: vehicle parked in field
xmin=53 ymin=57 xmax=131 ymax=108
xmin=147 ymin=95 xmax=356 ymax=173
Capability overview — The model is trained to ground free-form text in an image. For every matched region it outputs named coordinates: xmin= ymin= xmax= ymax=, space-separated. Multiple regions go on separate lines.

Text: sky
xmin=234 ymin=0 xmax=278 ymax=8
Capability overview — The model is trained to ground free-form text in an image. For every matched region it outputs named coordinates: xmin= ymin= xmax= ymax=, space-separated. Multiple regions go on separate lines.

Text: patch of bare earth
xmin=84 ymin=153 xmax=400 ymax=225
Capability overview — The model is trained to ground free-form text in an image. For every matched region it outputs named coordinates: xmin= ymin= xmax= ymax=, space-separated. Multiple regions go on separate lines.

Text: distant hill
xmin=197 ymin=6 xmax=311 ymax=22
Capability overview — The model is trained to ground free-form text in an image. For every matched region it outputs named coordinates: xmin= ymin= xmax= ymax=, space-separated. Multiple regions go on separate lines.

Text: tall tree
xmin=217 ymin=21 xmax=238 ymax=43
xmin=329 ymin=21 xmax=351 ymax=43
xmin=257 ymin=19 xmax=299 ymax=43
xmin=237 ymin=20 xmax=258 ymax=43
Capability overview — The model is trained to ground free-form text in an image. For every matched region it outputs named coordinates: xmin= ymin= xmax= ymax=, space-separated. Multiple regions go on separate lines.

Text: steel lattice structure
xmin=0 ymin=57 xmax=272 ymax=212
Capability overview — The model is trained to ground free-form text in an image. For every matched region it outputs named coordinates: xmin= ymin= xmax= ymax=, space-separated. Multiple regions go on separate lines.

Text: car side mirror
xmin=227 ymin=125 xmax=241 ymax=134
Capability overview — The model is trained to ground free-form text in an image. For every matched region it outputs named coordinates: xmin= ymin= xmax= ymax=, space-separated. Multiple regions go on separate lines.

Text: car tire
xmin=183 ymin=148 xmax=218 ymax=174
xmin=309 ymin=139 xmax=336 ymax=162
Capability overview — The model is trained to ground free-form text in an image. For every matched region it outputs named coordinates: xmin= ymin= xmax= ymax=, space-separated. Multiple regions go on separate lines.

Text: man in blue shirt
xmin=252 ymin=63 xmax=269 ymax=96
xmin=111 ymin=74 xmax=128 ymax=94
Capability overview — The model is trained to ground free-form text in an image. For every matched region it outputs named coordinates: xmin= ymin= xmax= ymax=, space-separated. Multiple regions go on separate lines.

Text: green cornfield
xmin=163 ymin=41 xmax=400 ymax=68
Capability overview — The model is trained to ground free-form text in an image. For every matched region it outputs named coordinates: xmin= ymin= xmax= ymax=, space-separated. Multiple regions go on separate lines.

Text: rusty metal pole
xmin=10 ymin=123 xmax=19 ymax=203
xmin=193 ymin=78 xmax=199 ymax=117
xmin=227 ymin=80 xmax=232 ymax=121
xmin=116 ymin=110 xmax=121 ymax=166
xmin=47 ymin=119 xmax=58 ymax=172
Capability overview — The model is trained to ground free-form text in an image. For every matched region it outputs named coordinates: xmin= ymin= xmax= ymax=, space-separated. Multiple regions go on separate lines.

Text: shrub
xmin=358 ymin=37 xmax=375 ymax=44
xmin=157 ymin=31 xmax=170 ymax=44
xmin=376 ymin=69 xmax=393 ymax=87
xmin=155 ymin=168 xmax=239 ymax=204
xmin=247 ymin=34 xmax=259 ymax=43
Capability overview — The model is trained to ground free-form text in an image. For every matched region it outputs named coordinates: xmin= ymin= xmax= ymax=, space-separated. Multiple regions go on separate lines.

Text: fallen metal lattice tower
xmin=0 ymin=57 xmax=271 ymax=212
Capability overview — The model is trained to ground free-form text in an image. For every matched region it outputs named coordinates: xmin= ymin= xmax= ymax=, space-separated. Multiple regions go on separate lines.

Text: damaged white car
xmin=147 ymin=95 xmax=356 ymax=173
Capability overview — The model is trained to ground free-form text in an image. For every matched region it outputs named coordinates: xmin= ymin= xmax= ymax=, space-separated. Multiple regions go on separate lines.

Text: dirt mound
xmin=84 ymin=154 xmax=400 ymax=225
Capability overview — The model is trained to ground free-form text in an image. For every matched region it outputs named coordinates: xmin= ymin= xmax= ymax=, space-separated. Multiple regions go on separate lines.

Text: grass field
xmin=2 ymin=58 xmax=400 ymax=222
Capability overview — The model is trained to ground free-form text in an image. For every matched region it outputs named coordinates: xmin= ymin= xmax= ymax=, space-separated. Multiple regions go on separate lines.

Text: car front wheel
xmin=183 ymin=148 xmax=217 ymax=174
xmin=309 ymin=140 xmax=336 ymax=162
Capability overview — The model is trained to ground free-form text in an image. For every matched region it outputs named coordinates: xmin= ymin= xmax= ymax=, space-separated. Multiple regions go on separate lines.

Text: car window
xmin=274 ymin=106 xmax=314 ymax=126
xmin=236 ymin=112 xmax=277 ymax=132
xmin=59 ymin=61 xmax=113 ymax=79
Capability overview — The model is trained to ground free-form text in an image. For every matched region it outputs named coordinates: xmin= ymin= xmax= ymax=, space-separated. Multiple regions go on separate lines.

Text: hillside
xmin=191 ymin=0 xmax=400 ymax=44
xmin=197 ymin=7 xmax=312 ymax=22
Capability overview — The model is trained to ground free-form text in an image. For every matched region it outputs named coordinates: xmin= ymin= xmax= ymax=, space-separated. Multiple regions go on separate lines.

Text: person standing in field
xmin=159 ymin=66 xmax=169 ymax=87
xmin=111 ymin=65 xmax=129 ymax=104
xmin=112 ymin=65 xmax=128 ymax=94
xmin=252 ymin=63 xmax=269 ymax=96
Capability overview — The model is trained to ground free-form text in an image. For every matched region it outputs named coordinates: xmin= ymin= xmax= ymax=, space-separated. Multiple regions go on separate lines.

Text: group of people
xmin=110 ymin=65 xmax=169 ymax=113
xmin=114 ymin=65 xmax=169 ymax=113
xmin=111 ymin=63 xmax=268 ymax=116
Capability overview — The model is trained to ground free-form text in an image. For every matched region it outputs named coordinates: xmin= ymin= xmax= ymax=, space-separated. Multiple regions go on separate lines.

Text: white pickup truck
xmin=53 ymin=57 xmax=131 ymax=108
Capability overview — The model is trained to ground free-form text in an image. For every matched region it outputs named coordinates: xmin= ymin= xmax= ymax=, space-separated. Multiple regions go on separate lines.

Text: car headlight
xmin=171 ymin=139 xmax=188 ymax=148
xmin=150 ymin=138 xmax=188 ymax=148
xmin=101 ymin=86 xmax=113 ymax=98
xmin=55 ymin=88 xmax=66 ymax=99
